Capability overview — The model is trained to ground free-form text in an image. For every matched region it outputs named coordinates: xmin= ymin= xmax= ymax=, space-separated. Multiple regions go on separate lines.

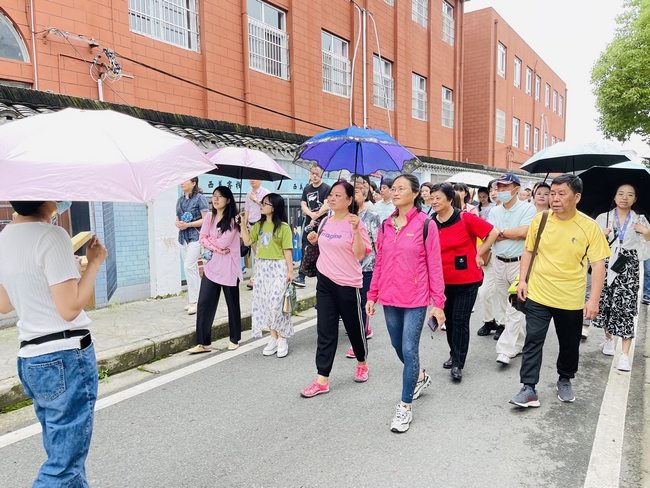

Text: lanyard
xmin=614 ymin=210 xmax=631 ymax=243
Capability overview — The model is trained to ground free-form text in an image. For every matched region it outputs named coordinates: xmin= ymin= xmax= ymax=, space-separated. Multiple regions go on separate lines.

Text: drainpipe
xmin=362 ymin=7 xmax=367 ymax=128
xmin=489 ymin=18 xmax=498 ymax=167
xmin=456 ymin=0 xmax=466 ymax=161
xmin=29 ymin=0 xmax=39 ymax=89
xmin=240 ymin=0 xmax=252 ymax=124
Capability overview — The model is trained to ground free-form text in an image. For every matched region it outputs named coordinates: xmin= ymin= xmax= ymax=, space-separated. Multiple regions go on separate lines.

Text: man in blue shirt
xmin=487 ymin=173 xmax=537 ymax=364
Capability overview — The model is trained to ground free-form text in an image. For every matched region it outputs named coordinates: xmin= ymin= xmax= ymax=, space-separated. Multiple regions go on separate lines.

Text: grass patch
xmin=1 ymin=398 xmax=33 ymax=414
xmin=98 ymin=369 xmax=109 ymax=384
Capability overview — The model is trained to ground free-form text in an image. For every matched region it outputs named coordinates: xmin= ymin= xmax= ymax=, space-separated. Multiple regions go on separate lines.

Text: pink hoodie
xmin=367 ymin=207 xmax=445 ymax=309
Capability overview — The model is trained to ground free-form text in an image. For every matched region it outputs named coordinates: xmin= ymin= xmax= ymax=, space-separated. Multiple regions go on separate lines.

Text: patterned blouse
xmin=176 ymin=192 xmax=209 ymax=245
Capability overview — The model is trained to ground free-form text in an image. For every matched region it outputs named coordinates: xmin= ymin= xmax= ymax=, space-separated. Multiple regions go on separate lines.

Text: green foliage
xmin=1 ymin=398 xmax=33 ymax=414
xmin=591 ymin=0 xmax=650 ymax=142
xmin=98 ymin=369 xmax=109 ymax=384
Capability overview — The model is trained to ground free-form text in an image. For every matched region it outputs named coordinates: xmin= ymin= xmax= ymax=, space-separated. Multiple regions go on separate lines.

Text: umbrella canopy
xmin=445 ymin=171 xmax=494 ymax=188
xmin=0 ymin=108 xmax=216 ymax=203
xmin=577 ymin=165 xmax=650 ymax=219
xmin=520 ymin=141 xmax=630 ymax=174
xmin=293 ymin=126 xmax=421 ymax=176
xmin=206 ymin=147 xmax=290 ymax=181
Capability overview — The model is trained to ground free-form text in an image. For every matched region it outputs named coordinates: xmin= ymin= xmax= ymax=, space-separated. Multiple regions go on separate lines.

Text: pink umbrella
xmin=206 ymin=147 xmax=290 ymax=182
xmin=0 ymin=108 xmax=216 ymax=203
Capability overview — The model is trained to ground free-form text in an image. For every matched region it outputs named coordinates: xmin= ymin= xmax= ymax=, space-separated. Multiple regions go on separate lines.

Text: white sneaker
xmin=390 ymin=404 xmax=413 ymax=433
xmin=184 ymin=304 xmax=190 ymax=311
xmin=617 ymin=353 xmax=631 ymax=371
xmin=603 ymin=338 xmax=616 ymax=356
xmin=187 ymin=304 xmax=197 ymax=315
xmin=496 ymin=353 xmax=510 ymax=364
xmin=581 ymin=326 xmax=589 ymax=339
xmin=277 ymin=338 xmax=288 ymax=358
xmin=263 ymin=338 xmax=278 ymax=356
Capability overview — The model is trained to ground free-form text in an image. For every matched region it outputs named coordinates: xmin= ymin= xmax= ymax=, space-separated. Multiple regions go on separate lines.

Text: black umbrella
xmin=520 ymin=141 xmax=630 ymax=174
xmin=577 ymin=165 xmax=650 ymax=219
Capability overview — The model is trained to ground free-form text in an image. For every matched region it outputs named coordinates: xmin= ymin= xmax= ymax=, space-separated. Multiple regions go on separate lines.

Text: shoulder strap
xmin=317 ymin=216 xmax=329 ymax=236
xmin=525 ymin=210 xmax=549 ymax=283
xmin=423 ymin=217 xmax=432 ymax=243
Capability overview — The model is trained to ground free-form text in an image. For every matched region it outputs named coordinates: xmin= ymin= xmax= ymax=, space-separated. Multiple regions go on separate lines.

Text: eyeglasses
xmin=261 ymin=201 xmax=274 ymax=207
xmin=390 ymin=187 xmax=411 ymax=194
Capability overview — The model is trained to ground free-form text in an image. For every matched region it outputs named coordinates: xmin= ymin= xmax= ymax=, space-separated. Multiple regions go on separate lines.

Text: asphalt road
xmin=0 ymin=306 xmax=643 ymax=488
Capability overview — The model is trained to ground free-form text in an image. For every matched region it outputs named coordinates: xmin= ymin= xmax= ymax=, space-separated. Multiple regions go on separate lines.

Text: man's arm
xmin=499 ymin=225 xmax=530 ymax=241
xmin=0 ymin=285 xmax=14 ymax=314
xmin=584 ymin=260 xmax=605 ymax=319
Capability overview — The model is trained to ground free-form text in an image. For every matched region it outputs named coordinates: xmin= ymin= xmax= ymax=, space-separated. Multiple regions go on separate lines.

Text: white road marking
xmin=0 ymin=318 xmax=317 ymax=449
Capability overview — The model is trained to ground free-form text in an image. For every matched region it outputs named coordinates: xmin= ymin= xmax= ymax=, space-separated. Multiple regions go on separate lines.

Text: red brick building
xmin=461 ymin=8 xmax=567 ymax=169
xmin=0 ymin=0 xmax=469 ymax=160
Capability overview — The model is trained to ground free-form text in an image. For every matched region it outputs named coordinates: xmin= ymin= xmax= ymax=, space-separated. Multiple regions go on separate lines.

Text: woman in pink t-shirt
xmin=300 ymin=180 xmax=372 ymax=398
xmin=188 ymin=186 xmax=242 ymax=354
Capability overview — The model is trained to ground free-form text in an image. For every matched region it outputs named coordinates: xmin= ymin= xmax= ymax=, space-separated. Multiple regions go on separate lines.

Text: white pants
xmin=477 ymin=260 xmax=498 ymax=323
xmin=493 ymin=257 xmax=526 ymax=357
xmin=180 ymin=241 xmax=201 ymax=304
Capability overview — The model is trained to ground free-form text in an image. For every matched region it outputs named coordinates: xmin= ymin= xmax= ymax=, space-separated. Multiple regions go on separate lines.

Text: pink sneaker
xmin=366 ymin=326 xmax=374 ymax=339
xmin=354 ymin=364 xmax=369 ymax=383
xmin=346 ymin=347 xmax=355 ymax=358
xmin=300 ymin=380 xmax=330 ymax=398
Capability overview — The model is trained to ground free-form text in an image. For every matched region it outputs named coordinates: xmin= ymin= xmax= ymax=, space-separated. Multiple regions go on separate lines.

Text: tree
xmin=591 ymin=0 xmax=650 ymax=142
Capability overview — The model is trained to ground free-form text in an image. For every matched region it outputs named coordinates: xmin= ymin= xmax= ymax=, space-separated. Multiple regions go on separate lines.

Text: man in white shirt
xmin=374 ymin=177 xmax=395 ymax=222
xmin=244 ymin=180 xmax=270 ymax=289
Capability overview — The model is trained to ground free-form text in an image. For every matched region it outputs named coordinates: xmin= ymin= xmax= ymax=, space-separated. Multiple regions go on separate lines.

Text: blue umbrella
xmin=520 ymin=141 xmax=630 ymax=174
xmin=293 ymin=126 xmax=421 ymax=176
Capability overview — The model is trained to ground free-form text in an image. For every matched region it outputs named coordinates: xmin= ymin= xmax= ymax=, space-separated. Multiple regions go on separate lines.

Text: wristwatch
xmin=499 ymin=229 xmax=505 ymax=238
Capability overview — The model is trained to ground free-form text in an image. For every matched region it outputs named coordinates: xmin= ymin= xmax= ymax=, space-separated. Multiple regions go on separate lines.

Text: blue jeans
xmin=18 ymin=344 xmax=98 ymax=488
xmin=383 ymin=305 xmax=427 ymax=403
xmin=643 ymin=259 xmax=650 ymax=298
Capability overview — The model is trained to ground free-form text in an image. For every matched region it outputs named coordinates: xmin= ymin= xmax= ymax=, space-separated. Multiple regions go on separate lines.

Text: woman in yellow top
xmin=240 ymin=193 xmax=294 ymax=358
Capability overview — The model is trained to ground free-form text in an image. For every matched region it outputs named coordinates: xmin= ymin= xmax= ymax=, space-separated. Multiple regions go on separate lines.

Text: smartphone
xmin=427 ymin=317 xmax=438 ymax=338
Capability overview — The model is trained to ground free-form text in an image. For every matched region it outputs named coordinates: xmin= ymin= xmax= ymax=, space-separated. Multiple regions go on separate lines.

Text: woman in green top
xmin=241 ymin=193 xmax=294 ymax=358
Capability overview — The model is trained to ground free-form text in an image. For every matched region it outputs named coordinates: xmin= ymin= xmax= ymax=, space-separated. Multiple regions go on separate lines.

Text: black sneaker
xmin=493 ymin=325 xmax=505 ymax=341
xmin=477 ymin=320 xmax=497 ymax=336
xmin=443 ymin=357 xmax=453 ymax=369
xmin=292 ymin=276 xmax=306 ymax=288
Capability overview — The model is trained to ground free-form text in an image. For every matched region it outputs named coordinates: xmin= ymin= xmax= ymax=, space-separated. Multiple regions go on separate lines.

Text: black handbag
xmin=298 ymin=217 xmax=329 ymax=278
xmin=240 ymin=241 xmax=250 ymax=257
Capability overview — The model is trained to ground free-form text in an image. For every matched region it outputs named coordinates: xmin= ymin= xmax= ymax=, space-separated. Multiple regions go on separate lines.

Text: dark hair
xmin=189 ymin=176 xmax=201 ymax=197
xmin=262 ymin=193 xmax=288 ymax=235
xmin=420 ymin=182 xmax=434 ymax=192
xmin=211 ymin=186 xmax=240 ymax=234
xmin=329 ymin=180 xmax=358 ymax=214
xmin=551 ymin=174 xmax=583 ymax=194
xmin=431 ymin=182 xmax=456 ymax=202
xmin=382 ymin=177 xmax=395 ymax=189
xmin=453 ymin=183 xmax=471 ymax=204
xmin=10 ymin=201 xmax=46 ymax=216
xmin=393 ymin=174 xmax=423 ymax=211
xmin=488 ymin=178 xmax=498 ymax=190
xmin=369 ymin=181 xmax=378 ymax=193
xmin=533 ymin=182 xmax=551 ymax=196
xmin=609 ymin=183 xmax=640 ymax=211
xmin=477 ymin=187 xmax=491 ymax=208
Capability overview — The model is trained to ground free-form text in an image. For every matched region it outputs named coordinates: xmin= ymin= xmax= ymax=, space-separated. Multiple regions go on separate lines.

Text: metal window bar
xmin=248 ymin=17 xmax=289 ymax=80
xmin=412 ymin=88 xmax=427 ymax=120
xmin=442 ymin=7 xmax=454 ymax=45
xmin=442 ymin=99 xmax=454 ymax=128
xmin=128 ymin=0 xmax=199 ymax=51
xmin=322 ymin=50 xmax=351 ymax=98
xmin=373 ymin=72 xmax=394 ymax=110
xmin=412 ymin=0 xmax=428 ymax=27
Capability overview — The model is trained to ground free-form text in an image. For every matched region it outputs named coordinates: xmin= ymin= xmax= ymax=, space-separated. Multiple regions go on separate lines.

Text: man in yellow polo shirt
xmin=509 ymin=174 xmax=610 ymax=408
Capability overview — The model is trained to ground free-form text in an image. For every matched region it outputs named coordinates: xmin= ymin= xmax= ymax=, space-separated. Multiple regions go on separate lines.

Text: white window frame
xmin=497 ymin=42 xmax=506 ymax=78
xmin=525 ymin=67 xmax=532 ymax=95
xmin=512 ymin=118 xmax=520 ymax=148
xmin=412 ymin=0 xmax=428 ymax=28
xmin=534 ymin=127 xmax=539 ymax=153
xmin=442 ymin=1 xmax=454 ymax=46
xmin=384 ymin=0 xmax=394 ymax=5
xmin=128 ymin=0 xmax=200 ymax=51
xmin=442 ymin=86 xmax=454 ymax=128
xmin=545 ymin=83 xmax=550 ymax=108
xmin=559 ymin=95 xmax=564 ymax=117
xmin=514 ymin=57 xmax=521 ymax=88
xmin=535 ymin=75 xmax=541 ymax=101
xmin=524 ymin=123 xmax=531 ymax=151
xmin=496 ymin=109 xmax=506 ymax=143
xmin=553 ymin=90 xmax=558 ymax=113
xmin=544 ymin=132 xmax=549 ymax=148
xmin=412 ymin=73 xmax=428 ymax=121
xmin=373 ymin=55 xmax=394 ymax=110
xmin=322 ymin=31 xmax=351 ymax=98
xmin=247 ymin=0 xmax=289 ymax=80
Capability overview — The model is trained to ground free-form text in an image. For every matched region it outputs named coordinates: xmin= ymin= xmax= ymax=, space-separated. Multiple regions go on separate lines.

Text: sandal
xmin=188 ymin=345 xmax=211 ymax=354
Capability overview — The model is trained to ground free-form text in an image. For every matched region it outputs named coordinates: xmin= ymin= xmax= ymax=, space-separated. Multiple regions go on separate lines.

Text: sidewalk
xmin=0 ymin=278 xmax=317 ymax=410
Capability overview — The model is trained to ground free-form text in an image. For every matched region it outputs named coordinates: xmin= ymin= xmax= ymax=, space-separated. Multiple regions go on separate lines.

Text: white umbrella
xmin=0 ymin=108 xmax=216 ymax=203
xmin=445 ymin=171 xmax=494 ymax=188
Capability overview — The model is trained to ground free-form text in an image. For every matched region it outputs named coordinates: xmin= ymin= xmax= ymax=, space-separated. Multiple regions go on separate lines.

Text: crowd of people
xmin=2 ymin=165 xmax=650 ymax=483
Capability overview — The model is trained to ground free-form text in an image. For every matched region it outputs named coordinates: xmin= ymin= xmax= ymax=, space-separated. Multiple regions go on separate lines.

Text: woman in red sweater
xmin=431 ymin=183 xmax=498 ymax=381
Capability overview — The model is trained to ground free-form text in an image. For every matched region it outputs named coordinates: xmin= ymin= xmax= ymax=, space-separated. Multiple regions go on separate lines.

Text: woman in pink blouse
xmin=188 ymin=186 xmax=242 ymax=353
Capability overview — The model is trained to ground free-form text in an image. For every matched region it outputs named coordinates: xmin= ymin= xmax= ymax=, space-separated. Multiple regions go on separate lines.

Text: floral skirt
xmin=592 ymin=248 xmax=639 ymax=338
xmin=251 ymin=259 xmax=293 ymax=339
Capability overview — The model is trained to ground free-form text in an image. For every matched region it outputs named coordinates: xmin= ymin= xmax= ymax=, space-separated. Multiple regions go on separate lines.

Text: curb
xmin=0 ymin=295 xmax=316 ymax=411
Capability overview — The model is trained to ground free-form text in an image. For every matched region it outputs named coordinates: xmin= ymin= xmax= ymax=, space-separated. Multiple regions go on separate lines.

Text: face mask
xmin=55 ymin=201 xmax=72 ymax=214
xmin=497 ymin=191 xmax=514 ymax=204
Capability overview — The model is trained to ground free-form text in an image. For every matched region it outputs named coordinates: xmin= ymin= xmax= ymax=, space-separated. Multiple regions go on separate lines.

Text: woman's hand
xmin=178 ymin=221 xmax=189 ymax=230
xmin=307 ymin=231 xmax=318 ymax=245
xmin=475 ymin=254 xmax=484 ymax=268
xmin=430 ymin=306 xmax=445 ymax=326
xmin=287 ymin=269 xmax=294 ymax=283
xmin=634 ymin=221 xmax=650 ymax=237
xmin=366 ymin=300 xmax=376 ymax=317
xmin=86 ymin=236 xmax=108 ymax=267
xmin=349 ymin=214 xmax=360 ymax=231
xmin=603 ymin=228 xmax=612 ymax=236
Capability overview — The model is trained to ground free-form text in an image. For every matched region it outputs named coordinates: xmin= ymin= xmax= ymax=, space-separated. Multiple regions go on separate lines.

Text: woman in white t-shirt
xmin=0 ymin=200 xmax=107 ymax=486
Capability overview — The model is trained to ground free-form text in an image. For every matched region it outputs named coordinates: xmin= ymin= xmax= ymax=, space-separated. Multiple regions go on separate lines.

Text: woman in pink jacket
xmin=366 ymin=174 xmax=446 ymax=433
xmin=188 ymin=186 xmax=242 ymax=353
